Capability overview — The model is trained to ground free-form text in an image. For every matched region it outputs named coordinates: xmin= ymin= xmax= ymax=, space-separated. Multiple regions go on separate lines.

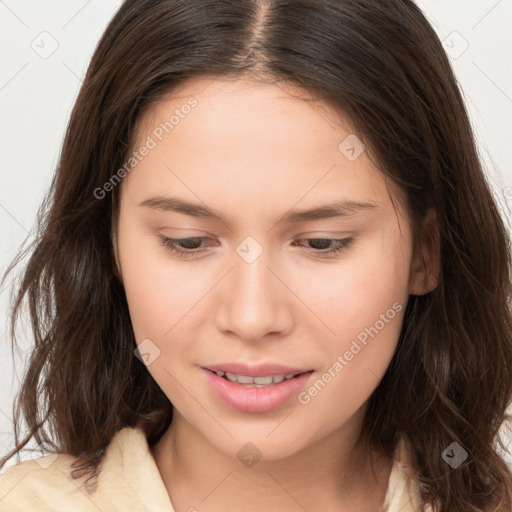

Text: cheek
xmin=297 ymin=232 xmax=411 ymax=333
xmin=119 ymin=231 xmax=209 ymax=402
xmin=117 ymin=224 xmax=208 ymax=348
xmin=294 ymin=234 xmax=410 ymax=393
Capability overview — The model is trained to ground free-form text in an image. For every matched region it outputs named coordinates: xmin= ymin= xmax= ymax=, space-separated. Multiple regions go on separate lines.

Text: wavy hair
xmin=2 ymin=0 xmax=512 ymax=510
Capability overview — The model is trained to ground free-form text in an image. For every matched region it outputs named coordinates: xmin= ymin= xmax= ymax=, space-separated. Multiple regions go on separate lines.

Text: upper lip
xmin=203 ymin=362 xmax=313 ymax=377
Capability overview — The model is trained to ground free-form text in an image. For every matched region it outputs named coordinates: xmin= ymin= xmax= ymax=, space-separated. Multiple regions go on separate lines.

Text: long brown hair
xmin=2 ymin=1 xmax=512 ymax=510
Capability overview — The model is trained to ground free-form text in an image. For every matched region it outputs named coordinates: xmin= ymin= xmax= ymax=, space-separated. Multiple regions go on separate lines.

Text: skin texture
xmin=114 ymin=76 xmax=439 ymax=511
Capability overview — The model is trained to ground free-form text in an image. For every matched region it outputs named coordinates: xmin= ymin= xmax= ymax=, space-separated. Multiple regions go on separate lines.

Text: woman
xmin=1 ymin=1 xmax=512 ymax=510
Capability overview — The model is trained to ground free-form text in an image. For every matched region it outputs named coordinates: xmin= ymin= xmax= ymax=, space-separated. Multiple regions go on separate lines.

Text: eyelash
xmin=157 ymin=235 xmax=354 ymax=258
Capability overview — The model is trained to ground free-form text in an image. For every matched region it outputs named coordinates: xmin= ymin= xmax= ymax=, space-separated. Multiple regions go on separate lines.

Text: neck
xmin=151 ymin=411 xmax=393 ymax=512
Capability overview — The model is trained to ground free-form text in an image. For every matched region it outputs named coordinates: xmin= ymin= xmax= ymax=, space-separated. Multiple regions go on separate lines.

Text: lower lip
xmin=203 ymin=369 xmax=314 ymax=413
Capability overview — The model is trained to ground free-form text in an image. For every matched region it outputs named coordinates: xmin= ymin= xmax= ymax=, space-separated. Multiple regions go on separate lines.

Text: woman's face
xmin=115 ymin=76 xmax=430 ymax=460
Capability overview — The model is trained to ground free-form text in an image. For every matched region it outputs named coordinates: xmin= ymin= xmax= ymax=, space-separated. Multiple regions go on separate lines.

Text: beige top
xmin=0 ymin=426 xmax=424 ymax=511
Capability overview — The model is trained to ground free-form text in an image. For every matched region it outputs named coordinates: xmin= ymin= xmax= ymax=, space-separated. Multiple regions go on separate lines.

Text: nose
xmin=215 ymin=247 xmax=293 ymax=343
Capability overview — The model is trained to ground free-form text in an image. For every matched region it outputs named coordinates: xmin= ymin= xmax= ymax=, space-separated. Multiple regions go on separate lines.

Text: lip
xmin=203 ymin=367 xmax=315 ymax=413
xmin=203 ymin=362 xmax=312 ymax=377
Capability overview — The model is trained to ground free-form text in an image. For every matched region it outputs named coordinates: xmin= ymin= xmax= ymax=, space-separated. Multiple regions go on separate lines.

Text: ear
xmin=111 ymin=193 xmax=123 ymax=283
xmin=111 ymin=231 xmax=123 ymax=283
xmin=409 ymin=207 xmax=440 ymax=296
xmin=111 ymin=227 xmax=123 ymax=283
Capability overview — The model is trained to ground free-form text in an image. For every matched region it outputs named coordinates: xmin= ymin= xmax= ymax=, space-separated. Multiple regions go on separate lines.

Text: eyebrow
xmin=138 ymin=195 xmax=379 ymax=224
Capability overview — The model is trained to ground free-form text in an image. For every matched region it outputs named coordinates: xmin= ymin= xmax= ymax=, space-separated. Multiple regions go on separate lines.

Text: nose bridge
xmin=217 ymin=237 xmax=290 ymax=340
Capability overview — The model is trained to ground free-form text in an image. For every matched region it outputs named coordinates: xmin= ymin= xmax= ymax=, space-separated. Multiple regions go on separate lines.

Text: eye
xmin=294 ymin=237 xmax=354 ymax=257
xmin=157 ymin=236 xmax=210 ymax=258
xmin=157 ymin=235 xmax=354 ymax=258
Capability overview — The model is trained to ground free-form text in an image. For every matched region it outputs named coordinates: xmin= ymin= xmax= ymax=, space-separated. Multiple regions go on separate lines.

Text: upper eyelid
xmin=159 ymin=235 xmax=354 ymax=248
xmin=159 ymin=230 xmax=356 ymax=239
xmin=162 ymin=235 xmax=351 ymax=242
xmin=157 ymin=235 xmax=355 ymax=260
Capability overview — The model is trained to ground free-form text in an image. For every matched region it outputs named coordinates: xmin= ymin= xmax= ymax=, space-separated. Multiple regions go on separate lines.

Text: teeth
xmin=215 ymin=371 xmax=302 ymax=386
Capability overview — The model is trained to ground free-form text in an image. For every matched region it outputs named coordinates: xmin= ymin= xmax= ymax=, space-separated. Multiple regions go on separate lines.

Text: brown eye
xmin=295 ymin=238 xmax=354 ymax=257
xmin=158 ymin=236 xmax=210 ymax=257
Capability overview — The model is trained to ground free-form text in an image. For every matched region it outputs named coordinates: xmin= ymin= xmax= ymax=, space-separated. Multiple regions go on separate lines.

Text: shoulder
xmin=383 ymin=436 xmax=425 ymax=512
xmin=0 ymin=450 xmax=92 ymax=511
xmin=384 ymin=419 xmax=512 ymax=512
xmin=498 ymin=415 xmax=512 ymax=469
xmin=0 ymin=426 xmax=159 ymax=512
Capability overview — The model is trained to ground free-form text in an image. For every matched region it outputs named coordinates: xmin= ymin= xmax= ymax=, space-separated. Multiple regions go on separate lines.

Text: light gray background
xmin=1 ymin=0 xmax=511 ymax=467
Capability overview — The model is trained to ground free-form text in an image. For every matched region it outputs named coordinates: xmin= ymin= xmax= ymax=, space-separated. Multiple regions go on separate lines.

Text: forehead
xmin=119 ymin=75 xmax=401 ymax=225
xmin=135 ymin=75 xmax=354 ymax=150
xmin=143 ymin=74 xmax=337 ymax=115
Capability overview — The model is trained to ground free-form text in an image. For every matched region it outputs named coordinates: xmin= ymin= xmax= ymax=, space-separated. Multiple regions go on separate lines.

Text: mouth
xmin=203 ymin=367 xmax=315 ymax=413
xmin=204 ymin=368 xmax=314 ymax=388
